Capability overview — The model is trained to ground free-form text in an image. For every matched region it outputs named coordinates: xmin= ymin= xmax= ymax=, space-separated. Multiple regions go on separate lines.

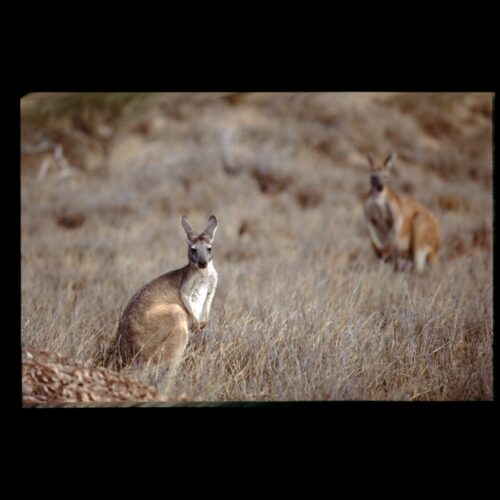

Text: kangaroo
xmin=363 ymin=152 xmax=440 ymax=273
xmin=113 ymin=215 xmax=218 ymax=367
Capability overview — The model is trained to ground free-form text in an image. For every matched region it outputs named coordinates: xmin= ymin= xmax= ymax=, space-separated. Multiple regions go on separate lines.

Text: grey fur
xmin=112 ymin=215 xmax=219 ymax=368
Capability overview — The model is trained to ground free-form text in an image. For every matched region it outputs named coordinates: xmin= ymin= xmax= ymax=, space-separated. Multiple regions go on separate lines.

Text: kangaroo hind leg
xmin=411 ymin=213 xmax=432 ymax=274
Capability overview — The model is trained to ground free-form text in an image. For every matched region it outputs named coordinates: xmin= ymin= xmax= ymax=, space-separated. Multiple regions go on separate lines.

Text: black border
xmin=14 ymin=53 xmax=497 ymax=494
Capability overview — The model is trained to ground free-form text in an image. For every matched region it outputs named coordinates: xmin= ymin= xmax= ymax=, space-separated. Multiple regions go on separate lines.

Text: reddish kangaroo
xmin=363 ymin=152 xmax=440 ymax=273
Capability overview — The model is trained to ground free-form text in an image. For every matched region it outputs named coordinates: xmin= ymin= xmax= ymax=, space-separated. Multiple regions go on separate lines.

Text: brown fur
xmin=114 ymin=268 xmax=192 ymax=367
xmin=364 ymin=153 xmax=441 ymax=272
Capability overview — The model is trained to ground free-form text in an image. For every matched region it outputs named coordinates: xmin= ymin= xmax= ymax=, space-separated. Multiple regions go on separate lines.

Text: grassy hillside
xmin=21 ymin=92 xmax=493 ymax=401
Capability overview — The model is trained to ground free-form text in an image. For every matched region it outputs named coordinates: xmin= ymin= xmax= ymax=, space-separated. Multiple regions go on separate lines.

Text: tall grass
xmin=21 ymin=92 xmax=493 ymax=401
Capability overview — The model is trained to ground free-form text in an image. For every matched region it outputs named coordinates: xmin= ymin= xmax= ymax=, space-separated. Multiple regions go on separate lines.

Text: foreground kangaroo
xmin=115 ymin=215 xmax=218 ymax=367
xmin=363 ymin=152 xmax=440 ymax=273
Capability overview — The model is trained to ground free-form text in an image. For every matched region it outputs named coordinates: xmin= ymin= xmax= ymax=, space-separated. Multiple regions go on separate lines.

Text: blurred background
xmin=20 ymin=92 xmax=493 ymax=401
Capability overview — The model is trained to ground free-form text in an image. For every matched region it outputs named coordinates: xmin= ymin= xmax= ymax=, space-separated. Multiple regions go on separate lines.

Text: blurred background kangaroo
xmin=109 ymin=215 xmax=218 ymax=368
xmin=364 ymin=152 xmax=441 ymax=273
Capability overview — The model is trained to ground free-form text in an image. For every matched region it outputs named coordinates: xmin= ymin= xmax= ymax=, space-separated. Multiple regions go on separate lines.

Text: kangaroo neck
xmin=385 ymin=184 xmax=401 ymax=206
xmin=372 ymin=184 xmax=398 ymax=205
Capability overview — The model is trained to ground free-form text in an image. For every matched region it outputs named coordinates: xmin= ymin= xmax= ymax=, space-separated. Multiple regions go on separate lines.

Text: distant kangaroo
xmin=114 ymin=215 xmax=218 ymax=367
xmin=363 ymin=152 xmax=440 ymax=273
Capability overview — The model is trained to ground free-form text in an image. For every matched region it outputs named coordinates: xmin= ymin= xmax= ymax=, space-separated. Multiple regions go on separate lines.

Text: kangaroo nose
xmin=199 ymin=261 xmax=207 ymax=269
xmin=371 ymin=176 xmax=383 ymax=191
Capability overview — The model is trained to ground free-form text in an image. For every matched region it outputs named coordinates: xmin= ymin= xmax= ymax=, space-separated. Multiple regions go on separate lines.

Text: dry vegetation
xmin=21 ymin=92 xmax=493 ymax=403
xmin=22 ymin=348 xmax=158 ymax=404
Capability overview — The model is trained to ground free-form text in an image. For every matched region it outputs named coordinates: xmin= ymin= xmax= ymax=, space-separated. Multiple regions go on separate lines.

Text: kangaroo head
xmin=367 ymin=151 xmax=396 ymax=192
xmin=181 ymin=215 xmax=218 ymax=269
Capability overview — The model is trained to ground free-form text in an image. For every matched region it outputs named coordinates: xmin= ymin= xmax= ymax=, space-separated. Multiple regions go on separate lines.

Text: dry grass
xmin=21 ymin=92 xmax=493 ymax=401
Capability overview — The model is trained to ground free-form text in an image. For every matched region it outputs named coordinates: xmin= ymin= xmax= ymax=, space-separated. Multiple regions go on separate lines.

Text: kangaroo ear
xmin=367 ymin=154 xmax=375 ymax=169
xmin=384 ymin=151 xmax=397 ymax=169
xmin=202 ymin=215 xmax=218 ymax=240
xmin=181 ymin=215 xmax=196 ymax=241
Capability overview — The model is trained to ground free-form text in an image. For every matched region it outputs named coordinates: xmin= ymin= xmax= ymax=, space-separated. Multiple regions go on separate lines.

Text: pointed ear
xmin=202 ymin=215 xmax=218 ymax=241
xmin=181 ymin=215 xmax=196 ymax=241
xmin=384 ymin=151 xmax=397 ymax=169
xmin=367 ymin=154 xmax=375 ymax=169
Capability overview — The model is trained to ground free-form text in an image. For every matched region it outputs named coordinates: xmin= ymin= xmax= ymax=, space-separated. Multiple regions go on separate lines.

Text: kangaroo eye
xmin=207 ymin=247 xmax=212 ymax=252
xmin=191 ymin=247 xmax=197 ymax=252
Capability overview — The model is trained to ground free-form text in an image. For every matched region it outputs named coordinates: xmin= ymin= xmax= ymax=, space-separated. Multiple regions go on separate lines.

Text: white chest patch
xmin=365 ymin=196 xmax=393 ymax=249
xmin=186 ymin=280 xmax=209 ymax=322
xmin=180 ymin=264 xmax=217 ymax=324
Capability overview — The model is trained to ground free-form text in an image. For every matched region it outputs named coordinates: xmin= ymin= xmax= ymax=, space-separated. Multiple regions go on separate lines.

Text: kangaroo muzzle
xmin=371 ymin=175 xmax=384 ymax=191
